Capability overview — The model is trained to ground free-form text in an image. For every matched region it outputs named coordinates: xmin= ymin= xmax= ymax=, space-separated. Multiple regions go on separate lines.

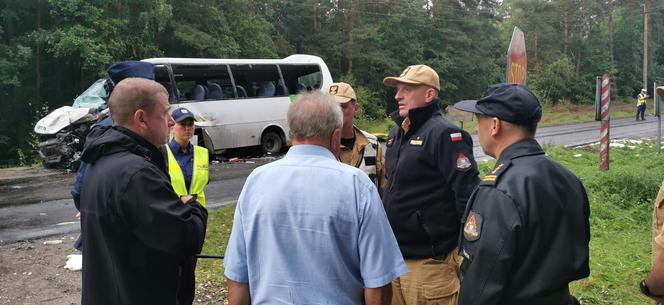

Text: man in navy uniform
xmin=382 ymin=65 xmax=480 ymax=304
xmin=454 ymin=83 xmax=590 ymax=305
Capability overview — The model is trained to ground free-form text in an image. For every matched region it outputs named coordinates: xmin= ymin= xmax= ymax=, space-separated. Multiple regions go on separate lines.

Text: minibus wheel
xmin=261 ymin=131 xmax=283 ymax=155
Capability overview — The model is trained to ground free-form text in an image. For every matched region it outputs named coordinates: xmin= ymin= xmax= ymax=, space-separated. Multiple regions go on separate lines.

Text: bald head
xmin=109 ymin=78 xmax=169 ymax=126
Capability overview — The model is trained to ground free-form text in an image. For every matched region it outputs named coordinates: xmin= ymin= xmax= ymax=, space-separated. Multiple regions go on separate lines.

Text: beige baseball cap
xmin=383 ymin=65 xmax=440 ymax=91
xmin=327 ymin=82 xmax=357 ymax=104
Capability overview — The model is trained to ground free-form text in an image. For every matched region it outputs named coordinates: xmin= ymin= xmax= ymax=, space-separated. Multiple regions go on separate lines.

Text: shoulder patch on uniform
xmin=387 ymin=138 xmax=394 ymax=146
xmin=456 ymin=153 xmax=472 ymax=171
xmin=480 ymin=161 xmax=512 ymax=186
xmin=463 ymin=211 xmax=483 ymax=241
xmin=450 ymin=132 xmax=463 ymax=142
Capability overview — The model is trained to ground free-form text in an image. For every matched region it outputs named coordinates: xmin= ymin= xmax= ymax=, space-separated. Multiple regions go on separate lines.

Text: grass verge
xmin=196 ymin=139 xmax=664 ymax=304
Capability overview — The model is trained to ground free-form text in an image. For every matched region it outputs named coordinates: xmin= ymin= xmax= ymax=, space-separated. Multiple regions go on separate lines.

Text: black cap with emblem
xmin=453 ymin=83 xmax=542 ymax=126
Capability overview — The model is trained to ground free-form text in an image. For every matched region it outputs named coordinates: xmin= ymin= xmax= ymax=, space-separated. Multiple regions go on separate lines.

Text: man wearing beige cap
xmin=382 ymin=65 xmax=480 ymax=305
xmin=328 ymin=82 xmax=386 ymax=194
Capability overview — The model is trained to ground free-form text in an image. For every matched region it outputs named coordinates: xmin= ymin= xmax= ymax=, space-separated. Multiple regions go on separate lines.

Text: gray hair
xmin=109 ymin=78 xmax=168 ymax=126
xmin=288 ymin=91 xmax=343 ymax=140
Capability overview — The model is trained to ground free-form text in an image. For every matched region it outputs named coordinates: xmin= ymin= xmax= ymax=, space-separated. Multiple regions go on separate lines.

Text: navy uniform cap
xmin=171 ymin=107 xmax=196 ymax=123
xmin=453 ymin=83 xmax=542 ymax=126
xmin=107 ymin=61 xmax=155 ymax=85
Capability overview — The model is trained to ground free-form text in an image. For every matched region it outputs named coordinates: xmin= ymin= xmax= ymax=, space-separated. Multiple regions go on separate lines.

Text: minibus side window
xmin=279 ymin=64 xmax=323 ymax=94
xmin=172 ymin=64 xmax=232 ymax=102
xmin=229 ymin=64 xmax=285 ymax=98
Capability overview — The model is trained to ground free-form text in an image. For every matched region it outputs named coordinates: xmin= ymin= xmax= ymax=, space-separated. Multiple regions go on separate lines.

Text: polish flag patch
xmin=450 ymin=133 xmax=462 ymax=141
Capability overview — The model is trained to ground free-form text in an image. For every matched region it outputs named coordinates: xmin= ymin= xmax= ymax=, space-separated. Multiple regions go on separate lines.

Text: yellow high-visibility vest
xmin=638 ymin=93 xmax=647 ymax=106
xmin=166 ymin=144 xmax=209 ymax=206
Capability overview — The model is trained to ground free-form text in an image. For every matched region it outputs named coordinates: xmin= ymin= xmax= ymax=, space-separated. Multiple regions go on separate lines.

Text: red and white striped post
xmin=599 ymin=74 xmax=610 ymax=171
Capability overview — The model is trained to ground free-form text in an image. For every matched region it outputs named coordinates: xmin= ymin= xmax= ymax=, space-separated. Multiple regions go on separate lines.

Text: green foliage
xmin=1 ymin=0 xmax=663 ymax=165
xmin=337 ymin=74 xmax=385 ymax=120
xmin=543 ymin=142 xmax=664 ymax=304
xmin=530 ymin=57 xmax=578 ymax=103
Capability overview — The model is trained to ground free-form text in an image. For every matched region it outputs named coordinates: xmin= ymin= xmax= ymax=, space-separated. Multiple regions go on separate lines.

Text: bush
xmin=530 ymin=58 xmax=577 ymax=104
xmin=336 ymin=75 xmax=387 ymax=120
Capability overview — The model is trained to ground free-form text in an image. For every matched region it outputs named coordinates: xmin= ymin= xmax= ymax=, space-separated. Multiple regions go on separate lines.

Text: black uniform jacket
xmin=79 ymin=126 xmax=208 ymax=305
xmin=458 ymin=139 xmax=590 ymax=305
xmin=384 ymin=100 xmax=480 ymax=259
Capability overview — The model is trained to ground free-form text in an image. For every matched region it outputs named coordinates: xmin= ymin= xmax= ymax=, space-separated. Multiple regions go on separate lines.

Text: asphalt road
xmin=471 ymin=116 xmax=661 ymax=162
xmin=0 ymin=176 xmax=248 ymax=244
xmin=0 ymin=116 xmax=661 ymax=244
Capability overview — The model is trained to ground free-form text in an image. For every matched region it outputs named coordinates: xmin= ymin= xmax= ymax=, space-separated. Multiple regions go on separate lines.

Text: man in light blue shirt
xmin=224 ymin=91 xmax=407 ymax=305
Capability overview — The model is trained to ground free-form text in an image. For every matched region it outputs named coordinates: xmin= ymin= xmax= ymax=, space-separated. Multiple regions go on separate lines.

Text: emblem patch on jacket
xmin=456 ymin=153 xmax=471 ymax=170
xmin=450 ymin=132 xmax=462 ymax=141
xmin=464 ymin=211 xmax=482 ymax=241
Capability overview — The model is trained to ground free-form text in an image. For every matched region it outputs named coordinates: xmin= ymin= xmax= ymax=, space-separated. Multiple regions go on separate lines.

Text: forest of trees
xmin=1 ymin=0 xmax=663 ymax=165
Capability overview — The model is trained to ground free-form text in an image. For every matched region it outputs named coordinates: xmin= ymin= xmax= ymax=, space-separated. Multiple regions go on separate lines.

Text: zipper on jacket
xmin=416 ymin=210 xmax=438 ymax=257
xmin=388 ymin=129 xmax=405 ymax=193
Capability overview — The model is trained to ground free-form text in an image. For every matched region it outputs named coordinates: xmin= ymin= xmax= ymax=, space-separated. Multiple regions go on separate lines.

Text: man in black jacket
xmin=79 ymin=78 xmax=208 ymax=305
xmin=382 ymin=65 xmax=480 ymax=305
xmin=454 ymin=83 xmax=590 ymax=305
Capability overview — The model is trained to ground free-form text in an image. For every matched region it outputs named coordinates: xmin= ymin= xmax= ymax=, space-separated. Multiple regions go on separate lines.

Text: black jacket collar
xmin=81 ymin=126 xmax=166 ymax=173
xmin=390 ymin=99 xmax=442 ymax=133
xmin=498 ymin=138 xmax=544 ymax=163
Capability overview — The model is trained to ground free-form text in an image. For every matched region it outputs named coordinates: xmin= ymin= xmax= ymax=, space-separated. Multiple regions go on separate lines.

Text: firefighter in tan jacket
xmin=327 ymin=82 xmax=387 ymax=196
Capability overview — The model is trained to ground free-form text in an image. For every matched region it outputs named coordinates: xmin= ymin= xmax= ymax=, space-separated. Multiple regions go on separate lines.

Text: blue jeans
xmin=637 ymin=104 xmax=646 ymax=120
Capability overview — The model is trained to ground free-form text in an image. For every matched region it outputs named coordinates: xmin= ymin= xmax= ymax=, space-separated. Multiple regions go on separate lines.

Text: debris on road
xmin=64 ymin=254 xmax=82 ymax=271
xmin=43 ymin=240 xmax=63 ymax=245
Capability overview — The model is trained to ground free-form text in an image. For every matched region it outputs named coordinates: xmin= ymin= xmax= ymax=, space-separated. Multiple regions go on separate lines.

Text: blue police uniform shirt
xmin=71 ymin=117 xmax=113 ymax=207
xmin=167 ymin=138 xmax=194 ymax=190
xmin=224 ymin=144 xmax=407 ymax=304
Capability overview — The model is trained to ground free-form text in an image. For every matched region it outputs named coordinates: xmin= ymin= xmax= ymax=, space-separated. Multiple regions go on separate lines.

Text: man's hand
xmin=75 ymin=212 xmax=80 ymax=220
xmin=180 ymin=195 xmax=194 ymax=204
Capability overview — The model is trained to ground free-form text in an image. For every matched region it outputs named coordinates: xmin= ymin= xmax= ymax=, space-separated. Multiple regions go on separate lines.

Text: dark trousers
xmin=177 ymin=257 xmax=198 ymax=305
xmin=637 ymin=104 xmax=646 ymax=120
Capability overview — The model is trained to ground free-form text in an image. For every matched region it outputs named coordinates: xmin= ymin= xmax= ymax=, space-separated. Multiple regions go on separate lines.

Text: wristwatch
xmin=641 ymin=279 xmax=664 ymax=298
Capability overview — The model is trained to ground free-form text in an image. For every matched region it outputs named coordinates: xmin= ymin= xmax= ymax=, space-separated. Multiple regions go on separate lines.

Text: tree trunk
xmin=345 ymin=0 xmax=357 ymax=74
xmin=312 ymin=1 xmax=318 ymax=32
xmin=35 ymin=0 xmax=42 ymax=104
xmin=643 ymin=0 xmax=650 ymax=90
xmin=607 ymin=0 xmax=614 ymax=63
xmin=563 ymin=8 xmax=569 ymax=56
xmin=576 ymin=46 xmax=581 ymax=78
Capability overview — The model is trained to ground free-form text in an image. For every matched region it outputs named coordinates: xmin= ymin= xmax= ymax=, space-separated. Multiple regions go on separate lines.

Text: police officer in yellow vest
xmin=327 ymin=82 xmax=387 ymax=196
xmin=167 ymin=107 xmax=209 ymax=207
xmin=166 ymin=107 xmax=209 ymax=305
xmin=637 ymin=88 xmax=648 ymax=121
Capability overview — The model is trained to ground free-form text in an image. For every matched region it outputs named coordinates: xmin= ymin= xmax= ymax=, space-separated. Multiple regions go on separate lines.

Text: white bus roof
xmin=142 ymin=54 xmax=326 ymax=66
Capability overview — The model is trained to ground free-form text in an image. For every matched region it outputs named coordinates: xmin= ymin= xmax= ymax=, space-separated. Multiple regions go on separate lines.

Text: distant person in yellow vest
xmin=166 ymin=107 xmax=209 ymax=305
xmin=327 ymin=82 xmax=387 ymax=196
xmin=637 ymin=88 xmax=648 ymax=121
xmin=167 ymin=107 xmax=209 ymax=206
